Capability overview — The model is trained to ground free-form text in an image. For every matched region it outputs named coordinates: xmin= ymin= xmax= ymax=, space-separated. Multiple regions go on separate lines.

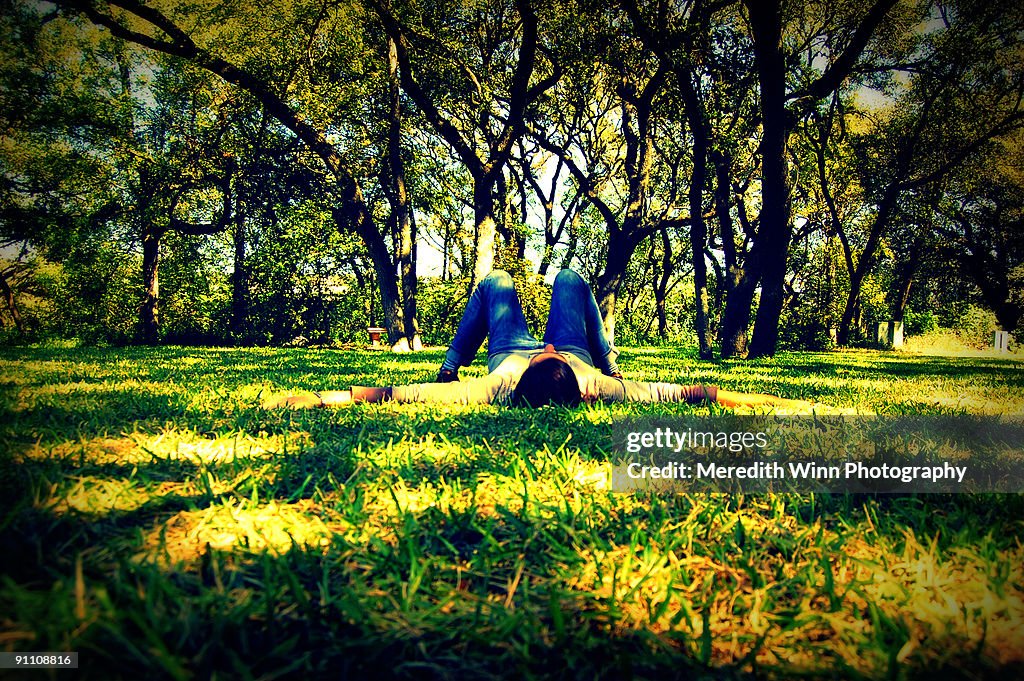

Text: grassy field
xmin=1 ymin=344 xmax=1023 ymax=680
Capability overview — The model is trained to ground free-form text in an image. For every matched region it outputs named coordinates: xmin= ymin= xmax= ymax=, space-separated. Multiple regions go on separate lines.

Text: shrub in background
xmin=902 ymin=309 xmax=938 ymax=336
xmin=952 ymin=305 xmax=999 ymax=349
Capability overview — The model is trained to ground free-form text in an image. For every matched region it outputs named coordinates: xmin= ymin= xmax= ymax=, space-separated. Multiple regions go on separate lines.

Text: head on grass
xmin=513 ymin=345 xmax=582 ymax=408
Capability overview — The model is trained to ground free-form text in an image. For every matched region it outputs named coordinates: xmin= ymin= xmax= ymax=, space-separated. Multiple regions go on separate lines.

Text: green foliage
xmin=2 ymin=0 xmax=1023 ymax=362
xmin=950 ymin=305 xmax=1000 ymax=349
xmin=511 ymin=272 xmax=553 ymax=340
xmin=48 ymin=241 xmax=139 ymax=344
xmin=414 ymin=277 xmax=470 ymax=345
xmin=779 ymin=236 xmax=850 ymax=350
xmin=614 ymin=284 xmax=695 ymax=347
xmin=776 ymin=315 xmax=836 ymax=352
xmin=902 ymin=309 xmax=938 ymax=336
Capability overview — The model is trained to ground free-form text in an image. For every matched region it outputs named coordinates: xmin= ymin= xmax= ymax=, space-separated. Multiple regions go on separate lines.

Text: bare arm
xmin=715 ymin=390 xmax=814 ymax=410
xmin=265 ymin=375 xmax=509 ymax=409
xmin=265 ymin=387 xmax=388 ymax=409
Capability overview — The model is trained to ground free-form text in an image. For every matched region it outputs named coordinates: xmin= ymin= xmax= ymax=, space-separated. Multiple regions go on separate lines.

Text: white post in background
xmin=993 ymin=330 xmax=1010 ymax=352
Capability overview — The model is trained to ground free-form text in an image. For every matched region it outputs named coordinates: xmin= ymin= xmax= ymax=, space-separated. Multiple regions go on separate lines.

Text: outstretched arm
xmin=266 ymin=387 xmax=391 ymax=409
xmin=266 ymin=373 xmax=509 ymax=408
xmin=591 ymin=374 xmax=814 ymax=410
xmin=714 ymin=389 xmax=813 ymax=410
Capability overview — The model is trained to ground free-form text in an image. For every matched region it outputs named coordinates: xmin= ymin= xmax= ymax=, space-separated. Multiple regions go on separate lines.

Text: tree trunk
xmin=717 ymin=168 xmax=765 ymax=358
xmin=655 ymin=228 xmax=672 ymax=338
xmin=837 ymin=195 xmax=896 ymax=344
xmin=472 ymin=180 xmax=497 ymax=286
xmin=334 ymin=200 xmax=404 ymax=341
xmin=139 ymin=227 xmax=161 ymax=345
xmin=230 ymin=207 xmax=248 ymax=341
xmin=561 ymin=210 xmax=580 ymax=271
xmin=688 ymin=134 xmax=713 ymax=359
xmin=712 ymin=150 xmax=738 ymax=309
xmin=538 ymin=191 xmax=577 ymax=276
xmin=720 ymin=264 xmax=760 ymax=358
xmin=746 ymin=0 xmax=792 ymax=358
xmin=594 ymin=285 xmax=619 ymax=341
xmin=670 ymin=52 xmax=715 ymax=358
xmin=535 ymin=185 xmax=559 ymax=277
xmin=497 ymin=170 xmax=528 ymax=265
xmin=892 ymin=238 xmax=921 ymax=322
xmin=715 ymin=149 xmax=761 ymax=357
xmin=441 ymin=228 xmax=451 ymax=281
xmin=0 ymin=267 xmax=25 ymax=335
xmin=387 ymin=37 xmax=419 ymax=350
xmin=538 ymin=245 xmax=554 ymax=277
xmin=366 ymin=235 xmax=404 ymax=340
xmin=401 ymin=214 xmax=420 ymax=347
xmin=595 ymin=226 xmax=644 ymax=340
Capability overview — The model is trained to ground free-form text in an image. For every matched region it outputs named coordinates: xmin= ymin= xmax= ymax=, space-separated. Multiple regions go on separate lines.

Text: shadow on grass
xmin=1 ymin=492 xmax=760 ymax=680
xmin=5 ymin=488 xmax=1021 ymax=680
xmin=1 ymin=388 xmax=599 ymax=455
xmin=5 ymin=445 xmax=1024 ymax=679
xmin=0 ymin=344 xmax=452 ymax=389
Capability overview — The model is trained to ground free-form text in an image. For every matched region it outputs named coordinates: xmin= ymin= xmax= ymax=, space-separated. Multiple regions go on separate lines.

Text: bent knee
xmin=554 ymin=268 xmax=585 ymax=286
xmin=481 ymin=269 xmax=514 ymax=286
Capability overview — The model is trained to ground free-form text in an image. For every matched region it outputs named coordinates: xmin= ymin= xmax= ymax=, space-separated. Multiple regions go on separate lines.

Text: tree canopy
xmin=1 ymin=0 xmax=1022 ymax=352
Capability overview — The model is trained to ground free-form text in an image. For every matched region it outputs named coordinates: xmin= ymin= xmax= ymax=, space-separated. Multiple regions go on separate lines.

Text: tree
xmin=54 ymin=0 xmax=419 ymax=345
xmin=621 ymin=0 xmax=751 ymax=359
xmin=620 ymin=0 xmax=899 ymax=356
xmin=532 ymin=8 xmax=692 ymax=339
xmin=369 ymin=0 xmax=559 ymax=287
xmin=835 ymin=0 xmax=1024 ymax=343
xmin=932 ymin=139 xmax=1024 ymax=332
xmin=0 ymin=8 xmax=182 ymax=343
xmin=125 ymin=56 xmax=238 ymax=343
xmin=382 ymin=35 xmax=421 ymax=350
xmin=736 ymin=0 xmax=900 ymax=357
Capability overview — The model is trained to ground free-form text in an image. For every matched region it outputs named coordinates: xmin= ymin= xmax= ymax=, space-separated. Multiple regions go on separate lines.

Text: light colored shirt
xmin=391 ymin=351 xmax=717 ymax=405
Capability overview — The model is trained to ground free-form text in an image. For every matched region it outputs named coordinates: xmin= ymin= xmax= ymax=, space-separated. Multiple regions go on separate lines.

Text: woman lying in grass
xmin=270 ymin=269 xmax=812 ymax=411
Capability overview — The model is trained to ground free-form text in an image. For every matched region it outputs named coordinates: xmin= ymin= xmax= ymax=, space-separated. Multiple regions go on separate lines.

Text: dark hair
xmin=513 ymin=357 xmax=581 ymax=408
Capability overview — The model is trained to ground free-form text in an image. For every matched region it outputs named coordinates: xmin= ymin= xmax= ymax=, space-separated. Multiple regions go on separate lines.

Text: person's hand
xmin=318 ymin=390 xmax=354 ymax=406
xmin=265 ymin=393 xmax=322 ymax=409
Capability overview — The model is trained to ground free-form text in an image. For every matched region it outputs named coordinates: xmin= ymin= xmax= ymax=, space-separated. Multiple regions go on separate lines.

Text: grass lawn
xmin=1 ymin=344 xmax=1023 ymax=679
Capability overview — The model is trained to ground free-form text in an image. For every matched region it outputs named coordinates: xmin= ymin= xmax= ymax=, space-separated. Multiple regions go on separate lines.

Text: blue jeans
xmin=443 ymin=270 xmax=620 ymax=375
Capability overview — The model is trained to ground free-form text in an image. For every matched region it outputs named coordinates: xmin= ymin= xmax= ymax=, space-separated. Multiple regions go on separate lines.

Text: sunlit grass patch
xmin=20 ymin=436 xmax=142 ymax=465
xmin=41 ymin=476 xmax=167 ymax=517
xmin=136 ymin=429 xmax=313 ymax=465
xmin=551 ymin=494 xmax=1024 ymax=675
xmin=917 ymin=391 xmax=1024 ymax=415
xmin=137 ymin=500 xmax=338 ymax=566
xmin=20 ymin=429 xmax=311 ymax=467
xmin=830 ymin=531 xmax=1024 ymax=668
